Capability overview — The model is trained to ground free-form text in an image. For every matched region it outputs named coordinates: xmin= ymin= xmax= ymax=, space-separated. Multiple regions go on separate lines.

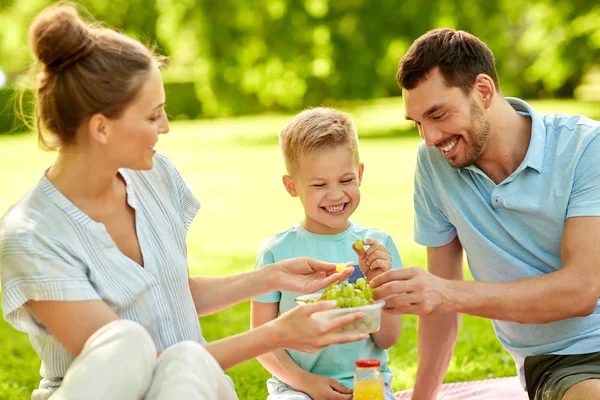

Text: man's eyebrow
xmin=423 ymin=104 xmax=445 ymax=117
xmin=404 ymin=103 xmax=446 ymax=121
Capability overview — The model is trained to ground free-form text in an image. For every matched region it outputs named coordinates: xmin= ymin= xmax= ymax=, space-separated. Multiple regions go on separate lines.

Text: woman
xmin=0 ymin=4 xmax=368 ymax=400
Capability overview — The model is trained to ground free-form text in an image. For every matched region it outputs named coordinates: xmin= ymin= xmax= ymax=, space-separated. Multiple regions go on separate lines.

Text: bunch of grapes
xmin=320 ymin=278 xmax=376 ymax=308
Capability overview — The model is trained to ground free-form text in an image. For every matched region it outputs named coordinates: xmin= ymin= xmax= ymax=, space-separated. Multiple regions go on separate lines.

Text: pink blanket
xmin=395 ymin=376 xmax=528 ymax=399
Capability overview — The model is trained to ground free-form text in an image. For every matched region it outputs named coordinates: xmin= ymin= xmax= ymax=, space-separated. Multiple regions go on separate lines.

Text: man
xmin=371 ymin=28 xmax=600 ymax=400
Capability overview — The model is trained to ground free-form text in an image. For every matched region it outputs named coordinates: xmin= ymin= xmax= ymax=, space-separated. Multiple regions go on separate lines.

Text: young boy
xmin=251 ymin=108 xmax=402 ymax=400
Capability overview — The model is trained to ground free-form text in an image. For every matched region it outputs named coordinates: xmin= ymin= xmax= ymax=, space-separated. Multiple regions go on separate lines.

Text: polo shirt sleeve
xmin=567 ymin=126 xmax=600 ymax=218
xmin=252 ymin=242 xmax=281 ymax=303
xmin=413 ymin=145 xmax=457 ymax=247
xmin=1 ymin=234 xmax=100 ymax=335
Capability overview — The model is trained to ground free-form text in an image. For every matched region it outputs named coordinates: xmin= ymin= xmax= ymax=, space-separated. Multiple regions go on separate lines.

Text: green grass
xmin=1 ymin=97 xmax=598 ymax=399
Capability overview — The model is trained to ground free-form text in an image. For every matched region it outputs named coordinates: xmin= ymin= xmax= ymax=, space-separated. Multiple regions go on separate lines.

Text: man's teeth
xmin=325 ymin=204 xmax=345 ymax=212
xmin=441 ymin=138 xmax=458 ymax=152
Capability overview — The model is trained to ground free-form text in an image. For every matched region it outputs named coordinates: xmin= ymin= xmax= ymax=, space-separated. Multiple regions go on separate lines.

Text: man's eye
xmin=432 ymin=112 xmax=447 ymax=121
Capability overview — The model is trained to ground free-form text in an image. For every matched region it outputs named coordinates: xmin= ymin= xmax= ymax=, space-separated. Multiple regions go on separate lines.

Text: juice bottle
xmin=353 ymin=359 xmax=385 ymax=400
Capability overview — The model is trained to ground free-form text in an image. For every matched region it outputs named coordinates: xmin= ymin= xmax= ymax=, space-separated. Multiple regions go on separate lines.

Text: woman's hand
xmin=270 ymin=300 xmax=368 ymax=353
xmin=267 ymin=257 xmax=354 ymax=294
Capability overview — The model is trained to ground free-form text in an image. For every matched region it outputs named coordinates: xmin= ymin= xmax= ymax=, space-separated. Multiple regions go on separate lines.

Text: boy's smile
xmin=283 ymin=145 xmax=364 ymax=235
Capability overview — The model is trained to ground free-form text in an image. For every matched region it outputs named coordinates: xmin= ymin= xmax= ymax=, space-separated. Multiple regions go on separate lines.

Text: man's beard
xmin=447 ymin=100 xmax=491 ymax=169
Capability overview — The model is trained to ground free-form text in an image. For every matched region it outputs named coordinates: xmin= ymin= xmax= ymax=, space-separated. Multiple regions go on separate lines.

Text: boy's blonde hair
xmin=279 ymin=107 xmax=359 ymax=175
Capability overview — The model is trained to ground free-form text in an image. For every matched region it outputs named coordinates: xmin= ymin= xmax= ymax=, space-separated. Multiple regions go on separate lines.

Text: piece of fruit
xmin=354 ymin=239 xmax=364 ymax=250
xmin=356 ymin=277 xmax=366 ymax=289
xmin=335 ymin=263 xmax=347 ymax=272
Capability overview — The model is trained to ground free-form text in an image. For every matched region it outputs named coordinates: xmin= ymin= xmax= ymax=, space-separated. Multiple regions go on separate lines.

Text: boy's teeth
xmin=325 ymin=204 xmax=344 ymax=212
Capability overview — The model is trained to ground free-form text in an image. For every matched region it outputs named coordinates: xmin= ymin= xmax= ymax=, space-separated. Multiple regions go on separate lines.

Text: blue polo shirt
xmin=413 ymin=97 xmax=600 ymax=385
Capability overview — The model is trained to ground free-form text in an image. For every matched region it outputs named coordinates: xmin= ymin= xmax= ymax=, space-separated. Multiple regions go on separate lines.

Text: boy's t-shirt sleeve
xmin=413 ymin=145 xmax=457 ymax=247
xmin=385 ymin=235 xmax=403 ymax=270
xmin=1 ymin=238 xmax=100 ymax=336
xmin=252 ymin=242 xmax=281 ymax=303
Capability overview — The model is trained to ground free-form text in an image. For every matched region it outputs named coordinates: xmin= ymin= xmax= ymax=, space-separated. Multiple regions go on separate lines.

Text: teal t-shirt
xmin=253 ymin=221 xmax=403 ymax=390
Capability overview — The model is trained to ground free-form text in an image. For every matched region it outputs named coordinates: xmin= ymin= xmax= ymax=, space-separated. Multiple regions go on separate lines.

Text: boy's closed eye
xmin=340 ymin=178 xmax=354 ymax=184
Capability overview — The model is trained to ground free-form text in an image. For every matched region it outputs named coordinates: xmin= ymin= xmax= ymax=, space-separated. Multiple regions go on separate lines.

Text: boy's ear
xmin=88 ymin=113 xmax=110 ymax=145
xmin=358 ymin=163 xmax=364 ymax=186
xmin=282 ymin=175 xmax=299 ymax=197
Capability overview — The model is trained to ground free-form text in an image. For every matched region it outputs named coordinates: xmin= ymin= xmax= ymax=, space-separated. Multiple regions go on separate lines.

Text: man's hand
xmin=370 ymin=267 xmax=450 ymax=315
xmin=352 ymin=239 xmax=392 ymax=282
xmin=268 ymin=257 xmax=354 ymax=294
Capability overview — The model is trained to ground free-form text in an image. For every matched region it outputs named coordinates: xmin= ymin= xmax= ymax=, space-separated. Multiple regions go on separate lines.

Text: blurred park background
xmin=0 ymin=0 xmax=599 ymax=399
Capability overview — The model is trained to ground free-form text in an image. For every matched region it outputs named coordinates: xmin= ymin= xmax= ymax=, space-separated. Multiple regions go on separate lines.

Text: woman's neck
xmin=46 ymin=147 xmax=122 ymax=204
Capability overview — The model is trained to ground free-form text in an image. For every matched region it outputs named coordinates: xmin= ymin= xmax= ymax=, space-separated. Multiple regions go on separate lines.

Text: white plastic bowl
xmin=295 ymin=293 xmax=385 ymax=334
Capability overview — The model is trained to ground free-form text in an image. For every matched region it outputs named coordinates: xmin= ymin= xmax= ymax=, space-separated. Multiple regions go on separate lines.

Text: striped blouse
xmin=0 ymin=153 xmax=202 ymax=390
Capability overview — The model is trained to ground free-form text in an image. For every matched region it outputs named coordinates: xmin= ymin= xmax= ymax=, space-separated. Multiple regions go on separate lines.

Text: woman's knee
xmin=86 ymin=319 xmax=156 ymax=368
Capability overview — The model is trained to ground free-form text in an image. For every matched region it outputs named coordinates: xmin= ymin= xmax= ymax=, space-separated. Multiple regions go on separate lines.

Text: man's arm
xmin=411 ymin=237 xmax=463 ymax=400
xmin=373 ymin=217 xmax=600 ymax=324
xmin=445 ymin=216 xmax=600 ymax=322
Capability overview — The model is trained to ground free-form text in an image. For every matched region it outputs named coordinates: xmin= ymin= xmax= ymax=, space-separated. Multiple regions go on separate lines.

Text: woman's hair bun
xmin=28 ymin=4 xmax=96 ymax=74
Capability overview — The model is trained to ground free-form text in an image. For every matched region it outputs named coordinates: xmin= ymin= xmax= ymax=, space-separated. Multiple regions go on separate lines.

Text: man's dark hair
xmin=397 ymin=28 xmax=500 ymax=94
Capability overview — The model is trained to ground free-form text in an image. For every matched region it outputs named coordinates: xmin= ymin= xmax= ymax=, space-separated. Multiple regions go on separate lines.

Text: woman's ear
xmin=88 ymin=113 xmax=109 ymax=145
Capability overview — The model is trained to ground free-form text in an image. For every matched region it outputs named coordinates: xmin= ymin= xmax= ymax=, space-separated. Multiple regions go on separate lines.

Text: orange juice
xmin=353 ymin=379 xmax=385 ymax=400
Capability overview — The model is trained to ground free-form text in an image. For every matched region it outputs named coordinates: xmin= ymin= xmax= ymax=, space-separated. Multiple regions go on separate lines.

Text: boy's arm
xmin=250 ymin=301 xmax=313 ymax=389
xmin=371 ymin=311 xmax=401 ymax=349
xmin=365 ymin=236 xmax=402 ymax=349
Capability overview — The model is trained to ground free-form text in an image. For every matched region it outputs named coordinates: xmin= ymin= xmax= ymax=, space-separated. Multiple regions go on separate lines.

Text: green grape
xmin=325 ymin=290 xmax=337 ymax=300
xmin=336 ymin=297 xmax=345 ymax=308
xmin=356 ymin=278 xmax=366 ymax=289
xmin=350 ymin=296 xmax=363 ymax=307
xmin=362 ymin=287 xmax=373 ymax=300
xmin=343 ymin=284 xmax=354 ymax=296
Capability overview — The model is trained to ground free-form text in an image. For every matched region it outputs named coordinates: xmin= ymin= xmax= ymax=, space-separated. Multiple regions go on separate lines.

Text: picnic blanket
xmin=395 ymin=376 xmax=528 ymax=399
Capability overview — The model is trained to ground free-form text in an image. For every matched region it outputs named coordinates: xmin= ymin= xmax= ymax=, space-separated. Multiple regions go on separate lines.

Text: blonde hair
xmin=279 ymin=107 xmax=359 ymax=174
xmin=24 ymin=2 xmax=165 ymax=150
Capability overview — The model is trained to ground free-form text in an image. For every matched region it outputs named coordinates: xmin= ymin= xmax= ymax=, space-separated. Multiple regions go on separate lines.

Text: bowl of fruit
xmin=295 ymin=277 xmax=384 ymax=334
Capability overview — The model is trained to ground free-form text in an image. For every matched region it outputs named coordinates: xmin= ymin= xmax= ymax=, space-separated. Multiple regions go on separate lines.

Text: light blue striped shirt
xmin=413 ymin=98 xmax=600 ymax=385
xmin=0 ymin=153 xmax=202 ymax=390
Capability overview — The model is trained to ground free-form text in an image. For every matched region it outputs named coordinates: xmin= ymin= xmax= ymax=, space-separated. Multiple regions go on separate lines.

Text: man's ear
xmin=282 ymin=175 xmax=299 ymax=197
xmin=358 ymin=163 xmax=364 ymax=186
xmin=474 ymin=74 xmax=495 ymax=110
xmin=88 ymin=113 xmax=110 ymax=145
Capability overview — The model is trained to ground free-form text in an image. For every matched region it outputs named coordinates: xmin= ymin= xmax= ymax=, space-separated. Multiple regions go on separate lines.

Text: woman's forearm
xmin=189 ymin=269 xmax=273 ymax=316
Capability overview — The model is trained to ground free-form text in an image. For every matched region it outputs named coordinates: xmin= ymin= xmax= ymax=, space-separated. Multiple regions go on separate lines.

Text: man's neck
xmin=475 ymin=99 xmax=533 ymax=184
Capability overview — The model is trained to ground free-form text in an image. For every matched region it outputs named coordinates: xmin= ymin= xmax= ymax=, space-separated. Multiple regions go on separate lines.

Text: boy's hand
xmin=353 ymin=239 xmax=392 ymax=282
xmin=299 ymin=374 xmax=352 ymax=400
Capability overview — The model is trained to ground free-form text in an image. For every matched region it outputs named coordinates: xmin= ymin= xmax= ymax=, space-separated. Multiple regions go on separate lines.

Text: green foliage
xmin=0 ymin=88 xmax=32 ymax=134
xmin=1 ymin=0 xmax=598 ymax=117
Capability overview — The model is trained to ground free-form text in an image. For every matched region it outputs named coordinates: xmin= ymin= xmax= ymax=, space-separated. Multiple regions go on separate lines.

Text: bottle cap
xmin=356 ymin=359 xmax=381 ymax=368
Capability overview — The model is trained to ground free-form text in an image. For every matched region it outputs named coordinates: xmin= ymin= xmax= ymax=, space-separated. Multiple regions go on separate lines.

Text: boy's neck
xmin=300 ymin=218 xmax=351 ymax=235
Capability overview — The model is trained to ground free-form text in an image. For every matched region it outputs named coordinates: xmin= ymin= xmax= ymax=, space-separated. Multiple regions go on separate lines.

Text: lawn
xmin=0 ymin=97 xmax=598 ymax=399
